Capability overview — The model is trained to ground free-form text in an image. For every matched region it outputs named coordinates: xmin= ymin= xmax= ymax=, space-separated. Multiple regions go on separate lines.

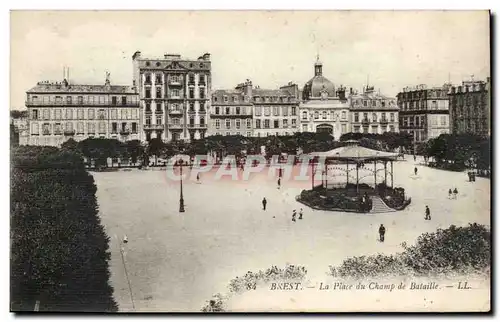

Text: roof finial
xmin=316 ymin=52 xmax=320 ymax=62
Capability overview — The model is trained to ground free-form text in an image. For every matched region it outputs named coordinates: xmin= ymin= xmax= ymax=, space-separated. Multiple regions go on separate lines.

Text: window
xmin=363 ymin=113 xmax=368 ymax=121
xmin=75 ymin=122 xmax=83 ymax=134
xmin=86 ymin=122 xmax=94 ymax=134
xmin=247 ymin=132 xmax=252 ymax=137
xmin=226 ymin=119 xmax=231 ymax=129
xmin=99 ymin=121 xmax=106 ymax=134
xmin=322 ymin=111 xmax=327 ymax=119
xmin=65 ymin=122 xmax=73 ymax=131
xmin=264 ymin=119 xmax=270 ymax=129
xmin=291 ymin=106 xmax=296 ymax=116
xmin=155 ymin=73 xmax=162 ymax=84
xmin=200 ymin=89 xmax=205 ymax=99
xmin=341 ymin=124 xmax=347 ymax=133
xmin=200 ymin=102 xmax=205 ymax=112
xmin=77 ymin=109 xmax=84 ymax=119
xmin=146 ymin=115 xmax=151 ymax=125
xmin=372 ymin=100 xmax=377 ymax=107
xmin=225 ymin=107 xmax=230 ymax=115
xmin=145 ymin=74 xmax=151 ymax=83
xmin=363 ymin=100 xmax=368 ymax=107
xmin=226 ymin=132 xmax=231 ymax=136
xmin=440 ymin=116 xmax=447 ymax=126
xmin=342 ymin=111 xmax=346 ymax=120
xmin=172 ymin=89 xmax=179 ymax=97
xmin=302 ymin=124 xmax=308 ymax=132
xmin=264 ymin=106 xmax=270 ymax=116
xmin=390 ymin=113 xmax=395 ymax=122
xmin=199 ymin=75 xmax=206 ymax=86
xmin=273 ymin=106 xmax=279 ymax=116
xmin=283 ymin=119 xmax=288 ymax=127
xmin=432 ymin=101 xmax=437 ymax=109
xmin=66 ymin=96 xmax=72 ymax=104
xmin=31 ymin=109 xmax=39 ymax=120
xmin=313 ymin=111 xmax=318 ymax=119
xmin=98 ymin=109 xmax=106 ymax=120
xmin=132 ymin=122 xmax=137 ymax=133
xmin=224 ymin=96 xmax=228 ymax=102
xmin=189 ymin=74 xmax=195 ymax=85
xmin=354 ymin=126 xmax=360 ymax=133
xmin=43 ymin=109 xmax=50 ymax=120
xmin=121 ymin=96 xmax=127 ymax=106
xmin=291 ymin=119 xmax=296 ymax=127
xmin=372 ymin=113 xmax=377 ymax=122
xmin=236 ymin=106 xmax=241 ymax=115
xmin=200 ymin=132 xmax=205 ymax=139
xmin=255 ymin=97 xmax=261 ymax=103
xmin=145 ymin=102 xmax=151 ymax=112
xmin=215 ymin=106 xmax=220 ymax=114
xmin=156 ymin=115 xmax=162 ymax=125
xmin=31 ymin=122 xmax=39 ymax=135
xmin=354 ymin=113 xmax=359 ymax=122
xmin=236 ymin=119 xmax=241 ymax=129
xmin=189 ymin=102 xmax=195 ymax=112
xmin=371 ymin=125 xmax=378 ymax=134
xmin=156 ymin=103 xmax=162 ymax=113
xmin=381 ymin=112 xmax=387 ymax=121
xmin=156 ymin=87 xmax=162 ymax=99
xmin=381 ymin=101 xmax=386 ymax=107
xmin=241 ymin=106 xmax=246 ymax=114
xmin=42 ymin=123 xmax=51 ymax=135
xmin=189 ymin=88 xmax=194 ymax=99
xmin=255 ymin=106 xmax=262 ymax=116
xmin=111 ymin=109 xmax=117 ymax=119
xmin=274 ymin=120 xmax=279 ymax=128
xmin=112 ymin=96 xmax=117 ymax=105
xmin=54 ymin=109 xmax=61 ymax=120
xmin=233 ymin=96 xmax=238 ymax=103
xmin=173 ymin=118 xmax=180 ymax=125
xmin=88 ymin=109 xmax=95 ymax=120
xmin=255 ymin=119 xmax=261 ymax=129
xmin=246 ymin=119 xmax=252 ymax=128
xmin=215 ymin=119 xmax=221 ymax=129
xmin=112 ymin=122 xmax=118 ymax=133
xmin=145 ymin=89 xmax=151 ymax=98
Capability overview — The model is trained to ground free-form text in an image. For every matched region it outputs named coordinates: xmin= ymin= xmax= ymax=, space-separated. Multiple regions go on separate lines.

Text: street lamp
xmin=179 ymin=158 xmax=185 ymax=213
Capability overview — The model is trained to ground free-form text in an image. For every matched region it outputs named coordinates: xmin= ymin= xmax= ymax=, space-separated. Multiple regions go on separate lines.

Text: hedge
xmin=11 ymin=146 xmax=117 ymax=312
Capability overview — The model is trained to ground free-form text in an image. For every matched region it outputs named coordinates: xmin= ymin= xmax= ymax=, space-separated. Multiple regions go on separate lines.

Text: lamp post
xmin=179 ymin=158 xmax=185 ymax=213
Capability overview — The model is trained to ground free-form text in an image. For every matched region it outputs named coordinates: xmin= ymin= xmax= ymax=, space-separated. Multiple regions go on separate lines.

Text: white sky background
xmin=10 ymin=11 xmax=490 ymax=109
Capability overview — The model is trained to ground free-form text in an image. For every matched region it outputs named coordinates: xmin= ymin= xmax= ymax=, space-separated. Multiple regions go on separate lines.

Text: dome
xmin=302 ymin=57 xmax=335 ymax=100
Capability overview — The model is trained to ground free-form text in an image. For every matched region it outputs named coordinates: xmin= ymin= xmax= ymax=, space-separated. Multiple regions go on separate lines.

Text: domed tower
xmin=302 ymin=55 xmax=336 ymax=101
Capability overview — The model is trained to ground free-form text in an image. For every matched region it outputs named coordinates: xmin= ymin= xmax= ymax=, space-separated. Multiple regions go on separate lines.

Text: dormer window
xmin=223 ymin=96 xmax=228 ymax=102
xmin=233 ymin=96 xmax=238 ymax=102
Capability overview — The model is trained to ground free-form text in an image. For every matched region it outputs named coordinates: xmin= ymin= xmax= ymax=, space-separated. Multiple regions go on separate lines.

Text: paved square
xmin=93 ymin=156 xmax=490 ymax=311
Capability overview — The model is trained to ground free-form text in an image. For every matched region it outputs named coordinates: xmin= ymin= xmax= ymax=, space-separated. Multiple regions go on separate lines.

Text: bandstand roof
xmin=310 ymin=144 xmax=399 ymax=162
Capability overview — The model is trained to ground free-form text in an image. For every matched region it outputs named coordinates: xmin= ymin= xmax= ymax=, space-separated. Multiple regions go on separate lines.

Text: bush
xmin=328 ymin=223 xmax=490 ymax=279
xmin=11 ymin=146 xmax=117 ymax=312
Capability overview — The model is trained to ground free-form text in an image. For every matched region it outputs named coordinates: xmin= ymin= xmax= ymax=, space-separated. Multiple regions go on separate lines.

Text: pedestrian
xmin=379 ymin=224 xmax=386 ymax=242
xmin=277 ymin=178 xmax=281 ymax=189
xmin=448 ymin=188 xmax=452 ymax=199
xmin=425 ymin=205 xmax=431 ymax=220
xmin=299 ymin=208 xmax=303 ymax=220
xmin=123 ymin=235 xmax=128 ymax=244
xmin=197 ymin=173 xmax=200 ymax=183
xmin=262 ymin=197 xmax=267 ymax=211
xmin=292 ymin=210 xmax=297 ymax=222
xmin=414 ymin=167 xmax=418 ymax=176
xmin=414 ymin=154 xmax=416 ymax=162
xmin=453 ymin=188 xmax=458 ymax=199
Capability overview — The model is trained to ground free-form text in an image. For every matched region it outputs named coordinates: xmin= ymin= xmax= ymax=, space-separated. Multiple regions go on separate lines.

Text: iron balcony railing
xmin=26 ymin=101 xmax=139 ymax=107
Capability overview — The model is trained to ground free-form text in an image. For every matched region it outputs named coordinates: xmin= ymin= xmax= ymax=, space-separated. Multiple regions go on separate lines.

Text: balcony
xmin=168 ymin=79 xmax=182 ymax=86
xmin=380 ymin=119 xmax=388 ymax=125
xmin=187 ymin=123 xmax=207 ymax=129
xmin=168 ymin=123 xmax=184 ymax=130
xmin=63 ymin=129 xmax=76 ymax=136
xmin=362 ymin=118 xmax=370 ymax=126
xmin=199 ymin=82 xmax=206 ymax=87
xmin=188 ymin=81 xmax=195 ymax=86
xmin=25 ymin=100 xmax=140 ymax=107
xmin=155 ymin=79 xmax=163 ymax=85
xmin=169 ymin=109 xmax=183 ymax=115
xmin=145 ymin=109 xmax=152 ymax=114
xmin=155 ymin=109 xmax=163 ymax=114
xmin=120 ymin=130 xmax=130 ymax=135
xmin=143 ymin=124 xmax=164 ymax=131
xmin=187 ymin=109 xmax=196 ymax=115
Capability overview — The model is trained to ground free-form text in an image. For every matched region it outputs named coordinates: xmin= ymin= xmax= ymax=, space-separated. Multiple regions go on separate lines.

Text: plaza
xmin=93 ymin=156 xmax=490 ymax=312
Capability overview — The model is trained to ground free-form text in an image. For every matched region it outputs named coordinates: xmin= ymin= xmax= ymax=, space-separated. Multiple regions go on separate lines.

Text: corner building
xmin=25 ymin=76 xmax=139 ymax=147
xmin=132 ymin=51 xmax=211 ymax=142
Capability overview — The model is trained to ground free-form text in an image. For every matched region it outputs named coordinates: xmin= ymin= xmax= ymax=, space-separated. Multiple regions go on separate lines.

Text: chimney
xmin=132 ymin=51 xmax=142 ymax=60
xmin=203 ymin=53 xmax=211 ymax=61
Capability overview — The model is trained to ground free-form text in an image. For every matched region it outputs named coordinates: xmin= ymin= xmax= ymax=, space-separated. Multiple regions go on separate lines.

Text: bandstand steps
xmin=370 ymin=196 xmax=396 ymax=214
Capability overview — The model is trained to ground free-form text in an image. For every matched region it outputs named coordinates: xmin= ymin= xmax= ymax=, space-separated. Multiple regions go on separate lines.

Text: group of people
xmin=448 ymin=188 xmax=459 ymax=199
xmin=261 ymin=197 xmax=303 ymax=222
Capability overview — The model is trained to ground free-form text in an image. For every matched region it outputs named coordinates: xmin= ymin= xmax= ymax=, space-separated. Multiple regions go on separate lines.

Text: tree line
xmin=11 ymin=146 xmax=117 ymax=311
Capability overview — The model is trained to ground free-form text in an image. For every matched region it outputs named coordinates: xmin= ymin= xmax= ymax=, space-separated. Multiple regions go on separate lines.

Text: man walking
xmin=292 ymin=210 xmax=297 ymax=222
xmin=277 ymin=178 xmax=281 ymax=190
xmin=262 ymin=197 xmax=267 ymax=211
xmin=299 ymin=208 xmax=303 ymax=220
xmin=425 ymin=205 xmax=431 ymax=220
xmin=414 ymin=167 xmax=418 ymax=176
xmin=379 ymin=224 xmax=386 ymax=242
xmin=453 ymin=188 xmax=458 ymax=199
xmin=448 ymin=188 xmax=452 ymax=199
xmin=197 ymin=173 xmax=200 ymax=183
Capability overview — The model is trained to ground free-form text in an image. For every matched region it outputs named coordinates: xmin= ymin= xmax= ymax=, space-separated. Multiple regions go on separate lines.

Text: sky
xmin=10 ymin=10 xmax=490 ymax=110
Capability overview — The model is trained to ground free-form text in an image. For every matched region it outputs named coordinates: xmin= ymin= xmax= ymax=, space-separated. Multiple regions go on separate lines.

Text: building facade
xmin=349 ymin=86 xmax=399 ymax=134
xmin=397 ymin=84 xmax=451 ymax=144
xmin=25 ymin=75 xmax=140 ymax=147
xmin=209 ymin=83 xmax=253 ymax=137
xmin=299 ymin=58 xmax=350 ymax=140
xmin=132 ymin=51 xmax=211 ymax=142
xmin=448 ymin=77 xmax=490 ymax=136
xmin=252 ymin=82 xmax=300 ymax=137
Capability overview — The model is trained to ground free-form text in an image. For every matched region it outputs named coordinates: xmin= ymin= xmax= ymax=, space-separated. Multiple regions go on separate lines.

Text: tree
xmin=147 ymin=138 xmax=165 ymax=166
xmin=11 ymin=146 xmax=117 ymax=311
xmin=125 ymin=140 xmax=144 ymax=165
